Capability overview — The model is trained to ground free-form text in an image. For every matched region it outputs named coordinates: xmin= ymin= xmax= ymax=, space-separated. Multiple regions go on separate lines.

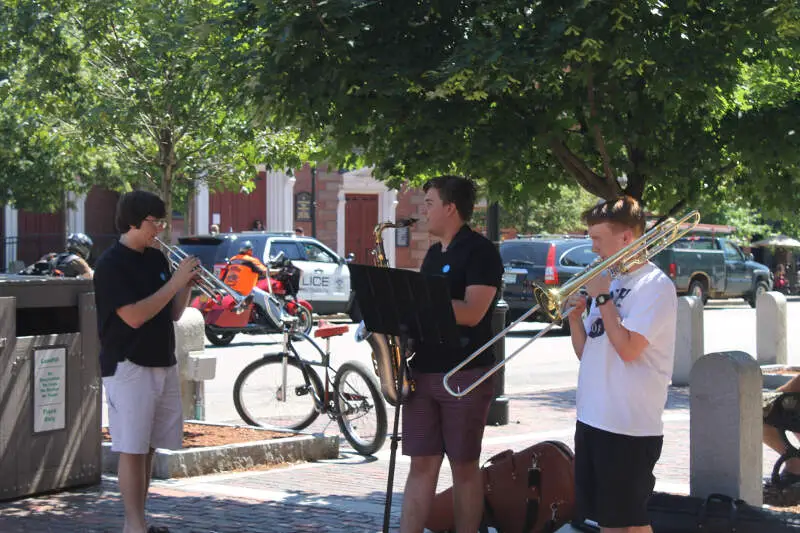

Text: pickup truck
xmin=650 ymin=236 xmax=772 ymax=307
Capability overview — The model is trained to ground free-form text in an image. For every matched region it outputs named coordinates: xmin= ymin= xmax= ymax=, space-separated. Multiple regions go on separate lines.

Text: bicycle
xmin=233 ymin=316 xmax=388 ymax=456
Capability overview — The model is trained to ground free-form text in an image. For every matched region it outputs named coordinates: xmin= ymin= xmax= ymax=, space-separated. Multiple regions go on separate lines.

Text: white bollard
xmin=174 ymin=307 xmax=216 ymax=420
xmin=690 ymin=351 xmax=763 ymax=505
xmin=756 ymin=291 xmax=787 ymax=365
xmin=672 ymin=296 xmax=703 ymax=386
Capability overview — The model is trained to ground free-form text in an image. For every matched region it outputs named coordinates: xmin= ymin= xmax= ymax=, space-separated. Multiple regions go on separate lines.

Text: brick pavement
xmin=0 ymin=386 xmax=786 ymax=533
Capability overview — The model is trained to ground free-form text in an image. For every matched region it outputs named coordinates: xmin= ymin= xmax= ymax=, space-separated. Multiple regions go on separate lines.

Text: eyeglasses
xmin=145 ymin=217 xmax=167 ymax=229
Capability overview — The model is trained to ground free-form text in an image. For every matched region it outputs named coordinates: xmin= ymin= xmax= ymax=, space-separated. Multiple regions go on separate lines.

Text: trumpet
xmin=153 ymin=237 xmax=253 ymax=314
xmin=442 ymin=209 xmax=701 ymax=398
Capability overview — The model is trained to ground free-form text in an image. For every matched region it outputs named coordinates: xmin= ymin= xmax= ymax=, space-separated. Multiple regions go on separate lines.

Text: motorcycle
xmin=192 ymin=251 xmax=314 ymax=346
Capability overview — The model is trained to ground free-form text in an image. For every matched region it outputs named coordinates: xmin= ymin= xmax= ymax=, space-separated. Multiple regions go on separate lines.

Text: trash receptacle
xmin=0 ymin=275 xmax=101 ymax=501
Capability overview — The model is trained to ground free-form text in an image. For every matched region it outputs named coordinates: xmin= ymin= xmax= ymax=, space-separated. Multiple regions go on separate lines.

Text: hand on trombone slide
xmin=565 ymin=291 xmax=588 ymax=318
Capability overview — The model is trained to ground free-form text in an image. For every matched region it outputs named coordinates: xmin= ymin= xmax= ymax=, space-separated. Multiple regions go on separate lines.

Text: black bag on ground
xmin=647 ymin=492 xmax=800 ymax=533
xmin=560 ymin=492 xmax=800 ymax=533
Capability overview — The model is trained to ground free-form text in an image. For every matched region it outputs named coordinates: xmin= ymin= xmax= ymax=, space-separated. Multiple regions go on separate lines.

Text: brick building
xmin=2 ymin=165 xmax=431 ymax=271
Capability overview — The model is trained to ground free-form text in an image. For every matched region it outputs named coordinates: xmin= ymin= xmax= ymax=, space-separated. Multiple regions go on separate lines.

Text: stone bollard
xmin=174 ymin=307 xmax=216 ymax=421
xmin=672 ymin=296 xmax=703 ymax=386
xmin=757 ymin=291 xmax=787 ymax=365
xmin=690 ymin=351 xmax=763 ymax=505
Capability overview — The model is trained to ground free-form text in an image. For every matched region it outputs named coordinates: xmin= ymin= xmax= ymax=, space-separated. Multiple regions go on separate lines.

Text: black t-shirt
xmin=411 ymin=225 xmax=504 ymax=373
xmin=93 ymin=241 xmax=176 ymax=377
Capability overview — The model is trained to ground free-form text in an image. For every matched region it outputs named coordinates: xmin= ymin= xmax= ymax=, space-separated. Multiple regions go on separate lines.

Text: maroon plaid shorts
xmin=402 ymin=367 xmax=494 ymax=462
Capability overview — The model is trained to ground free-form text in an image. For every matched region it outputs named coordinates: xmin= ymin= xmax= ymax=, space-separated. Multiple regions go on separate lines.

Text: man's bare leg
xmin=118 ymin=452 xmax=148 ymax=533
xmin=449 ymin=458 xmax=484 ymax=533
xmin=765 ymin=375 xmax=800 ymax=476
xmin=400 ymin=455 xmax=443 ymax=533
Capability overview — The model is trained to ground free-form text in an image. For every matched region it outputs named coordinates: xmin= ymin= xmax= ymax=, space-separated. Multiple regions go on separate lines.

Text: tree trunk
xmin=159 ymin=127 xmax=176 ymax=243
xmin=161 ymin=164 xmax=173 ymax=243
xmin=186 ymin=179 xmax=196 ymax=236
xmin=548 ymin=140 xmax=621 ymax=201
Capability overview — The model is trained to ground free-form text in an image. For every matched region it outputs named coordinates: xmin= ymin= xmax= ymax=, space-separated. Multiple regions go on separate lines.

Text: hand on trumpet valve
xmin=173 ymin=256 xmax=201 ymax=287
xmin=583 ymin=268 xmax=611 ymax=298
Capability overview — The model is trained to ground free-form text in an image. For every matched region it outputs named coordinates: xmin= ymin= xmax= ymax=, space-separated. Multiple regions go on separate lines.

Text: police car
xmin=177 ymin=232 xmax=354 ymax=316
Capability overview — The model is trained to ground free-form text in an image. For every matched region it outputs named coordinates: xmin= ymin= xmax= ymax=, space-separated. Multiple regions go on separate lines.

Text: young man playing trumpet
xmin=94 ymin=191 xmax=199 ymax=533
xmin=566 ymin=196 xmax=677 ymax=533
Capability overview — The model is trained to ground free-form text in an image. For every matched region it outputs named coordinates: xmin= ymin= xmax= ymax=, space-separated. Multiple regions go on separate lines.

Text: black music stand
xmin=348 ymin=264 xmax=459 ymax=533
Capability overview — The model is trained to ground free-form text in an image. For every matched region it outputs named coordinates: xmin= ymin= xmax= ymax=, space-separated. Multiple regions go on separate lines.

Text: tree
xmin=0 ymin=0 xmax=109 ymax=211
xmin=2 ymin=0 xmax=310 ymax=237
xmin=236 ymin=0 xmax=797 ymax=213
xmin=497 ymin=184 xmax=597 ymax=236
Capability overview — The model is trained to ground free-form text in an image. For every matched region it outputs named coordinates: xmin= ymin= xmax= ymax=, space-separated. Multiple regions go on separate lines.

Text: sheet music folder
xmin=348 ymin=264 xmax=459 ymax=347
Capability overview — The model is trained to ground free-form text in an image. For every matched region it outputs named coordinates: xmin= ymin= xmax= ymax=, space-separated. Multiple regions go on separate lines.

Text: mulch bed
xmin=765 ymin=368 xmax=800 ymax=375
xmin=102 ymin=422 xmax=291 ymax=449
xmin=764 ymin=483 xmax=800 ymax=513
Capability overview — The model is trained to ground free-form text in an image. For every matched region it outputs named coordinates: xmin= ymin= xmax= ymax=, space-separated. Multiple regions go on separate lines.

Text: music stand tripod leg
xmin=382 ymin=328 xmax=409 ymax=533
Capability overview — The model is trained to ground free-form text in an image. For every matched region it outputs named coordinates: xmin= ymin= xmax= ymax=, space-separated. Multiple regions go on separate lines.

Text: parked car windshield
xmin=500 ymin=241 xmax=548 ymax=265
xmin=560 ymin=244 xmax=597 ymax=267
xmin=176 ymin=236 xmax=226 ymax=269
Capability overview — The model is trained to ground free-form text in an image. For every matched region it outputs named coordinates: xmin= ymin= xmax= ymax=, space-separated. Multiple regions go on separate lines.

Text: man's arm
xmin=568 ymin=316 xmax=587 ymax=360
xmin=117 ymin=277 xmax=184 ymax=329
xmin=116 ymin=256 xmax=198 ymax=329
xmin=452 ymin=285 xmax=497 ymax=327
xmin=597 ymin=302 xmax=649 ymax=362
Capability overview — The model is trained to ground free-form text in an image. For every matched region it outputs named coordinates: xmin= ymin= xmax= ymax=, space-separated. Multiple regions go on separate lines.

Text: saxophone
xmin=355 ymin=217 xmax=418 ymax=406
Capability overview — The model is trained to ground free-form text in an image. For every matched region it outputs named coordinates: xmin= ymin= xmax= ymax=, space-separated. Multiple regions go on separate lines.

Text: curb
xmin=102 ymin=422 xmax=340 ymax=479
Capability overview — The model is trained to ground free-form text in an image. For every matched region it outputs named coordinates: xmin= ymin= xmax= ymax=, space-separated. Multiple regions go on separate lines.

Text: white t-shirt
xmin=576 ymin=262 xmax=677 ymax=437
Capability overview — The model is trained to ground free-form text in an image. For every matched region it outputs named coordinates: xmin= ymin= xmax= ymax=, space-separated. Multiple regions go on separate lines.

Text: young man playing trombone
xmin=566 ymin=196 xmax=677 ymax=533
xmin=94 ymin=191 xmax=199 ymax=533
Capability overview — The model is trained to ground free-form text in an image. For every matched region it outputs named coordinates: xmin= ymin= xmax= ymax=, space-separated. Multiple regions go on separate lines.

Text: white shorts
xmin=104 ymin=360 xmax=183 ymax=454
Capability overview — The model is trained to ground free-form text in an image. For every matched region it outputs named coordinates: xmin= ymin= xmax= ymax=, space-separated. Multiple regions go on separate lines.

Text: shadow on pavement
xmin=0 ymin=478 xmax=401 ymax=532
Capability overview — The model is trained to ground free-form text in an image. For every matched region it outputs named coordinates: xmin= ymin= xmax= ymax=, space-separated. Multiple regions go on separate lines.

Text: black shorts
xmin=574 ymin=421 xmax=663 ymax=528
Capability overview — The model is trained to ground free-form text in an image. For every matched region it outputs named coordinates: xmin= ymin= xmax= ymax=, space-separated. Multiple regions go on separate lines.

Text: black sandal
xmin=147 ymin=527 xmax=170 ymax=533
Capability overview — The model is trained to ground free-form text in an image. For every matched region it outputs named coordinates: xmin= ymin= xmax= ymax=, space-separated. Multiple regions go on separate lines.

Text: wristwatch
xmin=595 ymin=293 xmax=613 ymax=306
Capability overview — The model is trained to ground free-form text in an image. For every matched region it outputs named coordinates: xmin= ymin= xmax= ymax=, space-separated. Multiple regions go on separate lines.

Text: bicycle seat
xmin=314 ymin=320 xmax=349 ymax=339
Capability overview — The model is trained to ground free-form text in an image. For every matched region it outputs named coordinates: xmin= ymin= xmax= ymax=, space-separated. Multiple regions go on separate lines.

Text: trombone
xmin=443 ymin=210 xmax=702 ymax=398
xmin=154 ymin=237 xmax=253 ymax=314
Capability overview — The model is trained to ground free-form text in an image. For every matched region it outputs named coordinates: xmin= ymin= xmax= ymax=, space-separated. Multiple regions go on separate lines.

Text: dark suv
xmin=499 ymin=236 xmax=597 ymax=325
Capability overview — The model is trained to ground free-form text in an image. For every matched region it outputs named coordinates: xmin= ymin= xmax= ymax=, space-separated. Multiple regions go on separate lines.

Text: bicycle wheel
xmin=233 ymin=354 xmax=323 ymax=431
xmin=333 ymin=361 xmax=388 ymax=456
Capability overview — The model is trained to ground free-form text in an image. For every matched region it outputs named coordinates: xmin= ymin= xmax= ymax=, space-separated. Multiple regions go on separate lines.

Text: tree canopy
xmin=238 ymin=0 xmax=799 ymax=213
xmin=1 ymin=0 xmax=314 ymax=233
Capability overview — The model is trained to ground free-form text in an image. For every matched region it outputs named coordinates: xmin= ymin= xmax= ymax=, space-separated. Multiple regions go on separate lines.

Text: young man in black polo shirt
xmin=94 ymin=191 xmax=199 ymax=533
xmin=400 ymin=176 xmax=504 ymax=533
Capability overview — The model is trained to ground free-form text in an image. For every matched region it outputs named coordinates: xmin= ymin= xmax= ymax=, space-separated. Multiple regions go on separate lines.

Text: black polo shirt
xmin=93 ymin=241 xmax=176 ymax=377
xmin=411 ymin=225 xmax=504 ymax=373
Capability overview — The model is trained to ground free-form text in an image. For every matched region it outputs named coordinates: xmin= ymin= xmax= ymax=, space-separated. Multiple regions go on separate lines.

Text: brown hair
xmin=581 ymin=196 xmax=646 ymax=236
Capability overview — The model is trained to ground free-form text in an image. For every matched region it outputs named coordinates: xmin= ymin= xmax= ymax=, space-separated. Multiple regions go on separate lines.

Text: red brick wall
xmin=292 ymin=164 xmax=342 ymax=251
xmin=395 ymin=185 xmax=429 ymax=270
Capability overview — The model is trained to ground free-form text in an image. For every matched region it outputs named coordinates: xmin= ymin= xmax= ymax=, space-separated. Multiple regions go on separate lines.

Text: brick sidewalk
xmin=0 ymin=387 xmax=784 ymax=533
